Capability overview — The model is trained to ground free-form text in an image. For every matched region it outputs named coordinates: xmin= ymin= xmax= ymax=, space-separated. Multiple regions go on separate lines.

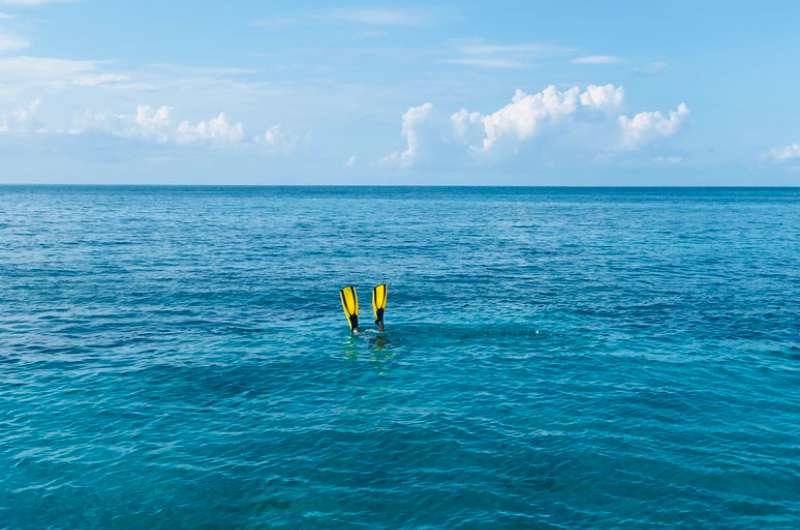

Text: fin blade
xmin=371 ymin=284 xmax=388 ymax=322
xmin=339 ymin=286 xmax=359 ymax=331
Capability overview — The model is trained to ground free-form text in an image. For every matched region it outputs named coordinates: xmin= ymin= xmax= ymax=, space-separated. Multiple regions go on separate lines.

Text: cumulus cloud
xmin=381 ymin=102 xmax=434 ymax=168
xmin=259 ymin=124 xmax=286 ymax=147
xmin=67 ymin=105 xmax=247 ymax=146
xmin=618 ymin=103 xmax=689 ymax=148
xmin=453 ymin=84 xmax=625 ymax=153
xmin=67 ymin=108 xmax=123 ymax=136
xmin=130 ymin=105 xmax=172 ymax=142
xmin=176 ymin=113 xmax=244 ymax=145
xmin=579 ymin=84 xmax=625 ymax=111
xmin=450 ymin=108 xmax=483 ymax=145
xmin=44 ymin=101 xmax=304 ymax=153
xmin=382 ymin=84 xmax=689 ymax=167
xmin=128 ymin=107 xmax=245 ymax=146
xmin=766 ymin=143 xmax=800 ymax=162
xmin=480 ymin=87 xmax=577 ymax=152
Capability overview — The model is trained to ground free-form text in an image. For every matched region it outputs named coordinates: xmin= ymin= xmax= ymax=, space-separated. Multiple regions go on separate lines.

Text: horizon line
xmin=0 ymin=183 xmax=799 ymax=189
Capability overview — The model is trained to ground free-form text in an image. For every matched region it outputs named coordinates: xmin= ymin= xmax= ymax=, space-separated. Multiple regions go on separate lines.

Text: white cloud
xmin=0 ymin=34 xmax=29 ymax=52
xmin=457 ymin=43 xmax=560 ymax=56
xmin=444 ymin=57 xmax=525 ymax=69
xmin=0 ymin=56 xmax=130 ymax=88
xmin=176 ymin=112 xmax=244 ymax=145
xmin=446 ymin=41 xmax=568 ymax=70
xmin=579 ymin=84 xmax=625 ymax=111
xmin=0 ymin=0 xmax=69 ymax=5
xmin=254 ymin=124 xmax=306 ymax=155
xmin=478 ymin=87 xmax=579 ymax=152
xmin=455 ymin=85 xmax=625 ymax=153
xmin=377 ymin=85 xmax=691 ymax=166
xmin=766 ymin=143 xmax=800 ymax=162
xmin=255 ymin=8 xmax=425 ymax=28
xmin=11 ymin=96 xmax=39 ymax=122
xmin=131 ymin=105 xmax=172 ymax=142
xmin=0 ymin=97 xmax=40 ymax=133
xmin=345 ymin=155 xmax=357 ymax=168
xmin=125 ymin=106 xmax=246 ymax=146
xmin=68 ymin=108 xmax=124 ymax=136
xmin=261 ymin=125 xmax=284 ymax=146
xmin=68 ymin=105 xmax=247 ymax=146
xmin=326 ymin=8 xmax=423 ymax=26
xmin=73 ymin=73 xmax=129 ymax=86
xmin=571 ymin=55 xmax=623 ymax=65
xmin=380 ymin=102 xmax=433 ymax=168
xmin=0 ymin=56 xmax=96 ymax=81
xmin=618 ymin=103 xmax=689 ymax=148
xmin=144 ymin=63 xmax=257 ymax=78
xmin=450 ymin=108 xmax=482 ymax=142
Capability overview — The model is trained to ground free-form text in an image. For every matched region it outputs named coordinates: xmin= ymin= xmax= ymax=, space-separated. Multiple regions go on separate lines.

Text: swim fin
xmin=339 ymin=285 xmax=359 ymax=332
xmin=372 ymin=283 xmax=388 ymax=331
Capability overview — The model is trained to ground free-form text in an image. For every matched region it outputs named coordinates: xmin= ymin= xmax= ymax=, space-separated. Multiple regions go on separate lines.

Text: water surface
xmin=1 ymin=187 xmax=799 ymax=528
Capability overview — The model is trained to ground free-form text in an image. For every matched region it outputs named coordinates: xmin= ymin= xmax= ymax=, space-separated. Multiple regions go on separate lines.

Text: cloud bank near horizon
xmin=381 ymin=84 xmax=690 ymax=169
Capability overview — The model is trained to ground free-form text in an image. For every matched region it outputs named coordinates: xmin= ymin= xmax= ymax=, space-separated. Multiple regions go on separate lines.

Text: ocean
xmin=1 ymin=186 xmax=799 ymax=528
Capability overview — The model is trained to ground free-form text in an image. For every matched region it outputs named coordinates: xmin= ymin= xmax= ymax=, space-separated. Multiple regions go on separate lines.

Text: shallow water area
xmin=1 ymin=186 xmax=799 ymax=528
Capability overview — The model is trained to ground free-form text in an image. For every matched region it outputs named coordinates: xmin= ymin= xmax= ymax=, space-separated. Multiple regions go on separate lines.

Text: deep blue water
xmin=1 ymin=186 xmax=799 ymax=529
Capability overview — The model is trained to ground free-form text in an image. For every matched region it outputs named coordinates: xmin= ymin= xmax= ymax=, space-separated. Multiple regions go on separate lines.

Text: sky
xmin=0 ymin=0 xmax=799 ymax=185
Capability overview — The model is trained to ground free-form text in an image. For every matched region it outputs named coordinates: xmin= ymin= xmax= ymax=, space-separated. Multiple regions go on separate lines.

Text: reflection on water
xmin=368 ymin=334 xmax=394 ymax=365
xmin=341 ymin=333 xmax=394 ymax=366
xmin=342 ymin=335 xmax=357 ymax=360
xmin=369 ymin=333 xmax=387 ymax=352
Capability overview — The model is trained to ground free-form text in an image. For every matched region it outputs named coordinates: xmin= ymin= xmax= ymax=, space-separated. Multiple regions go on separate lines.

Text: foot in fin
xmin=340 ymin=285 xmax=359 ymax=332
xmin=372 ymin=283 xmax=388 ymax=332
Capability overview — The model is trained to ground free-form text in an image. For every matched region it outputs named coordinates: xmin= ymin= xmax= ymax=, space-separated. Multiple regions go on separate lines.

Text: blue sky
xmin=0 ymin=0 xmax=799 ymax=185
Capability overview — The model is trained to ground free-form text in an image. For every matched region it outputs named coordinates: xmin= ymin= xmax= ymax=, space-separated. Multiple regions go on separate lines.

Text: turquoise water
xmin=1 ymin=186 xmax=799 ymax=528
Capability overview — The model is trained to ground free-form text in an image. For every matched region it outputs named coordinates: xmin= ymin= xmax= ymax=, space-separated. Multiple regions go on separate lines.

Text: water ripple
xmin=1 ymin=187 xmax=800 ymax=528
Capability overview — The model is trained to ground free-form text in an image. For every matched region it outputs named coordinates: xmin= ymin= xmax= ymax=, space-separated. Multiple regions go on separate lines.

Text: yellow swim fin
xmin=372 ymin=283 xmax=388 ymax=331
xmin=339 ymin=285 xmax=359 ymax=332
